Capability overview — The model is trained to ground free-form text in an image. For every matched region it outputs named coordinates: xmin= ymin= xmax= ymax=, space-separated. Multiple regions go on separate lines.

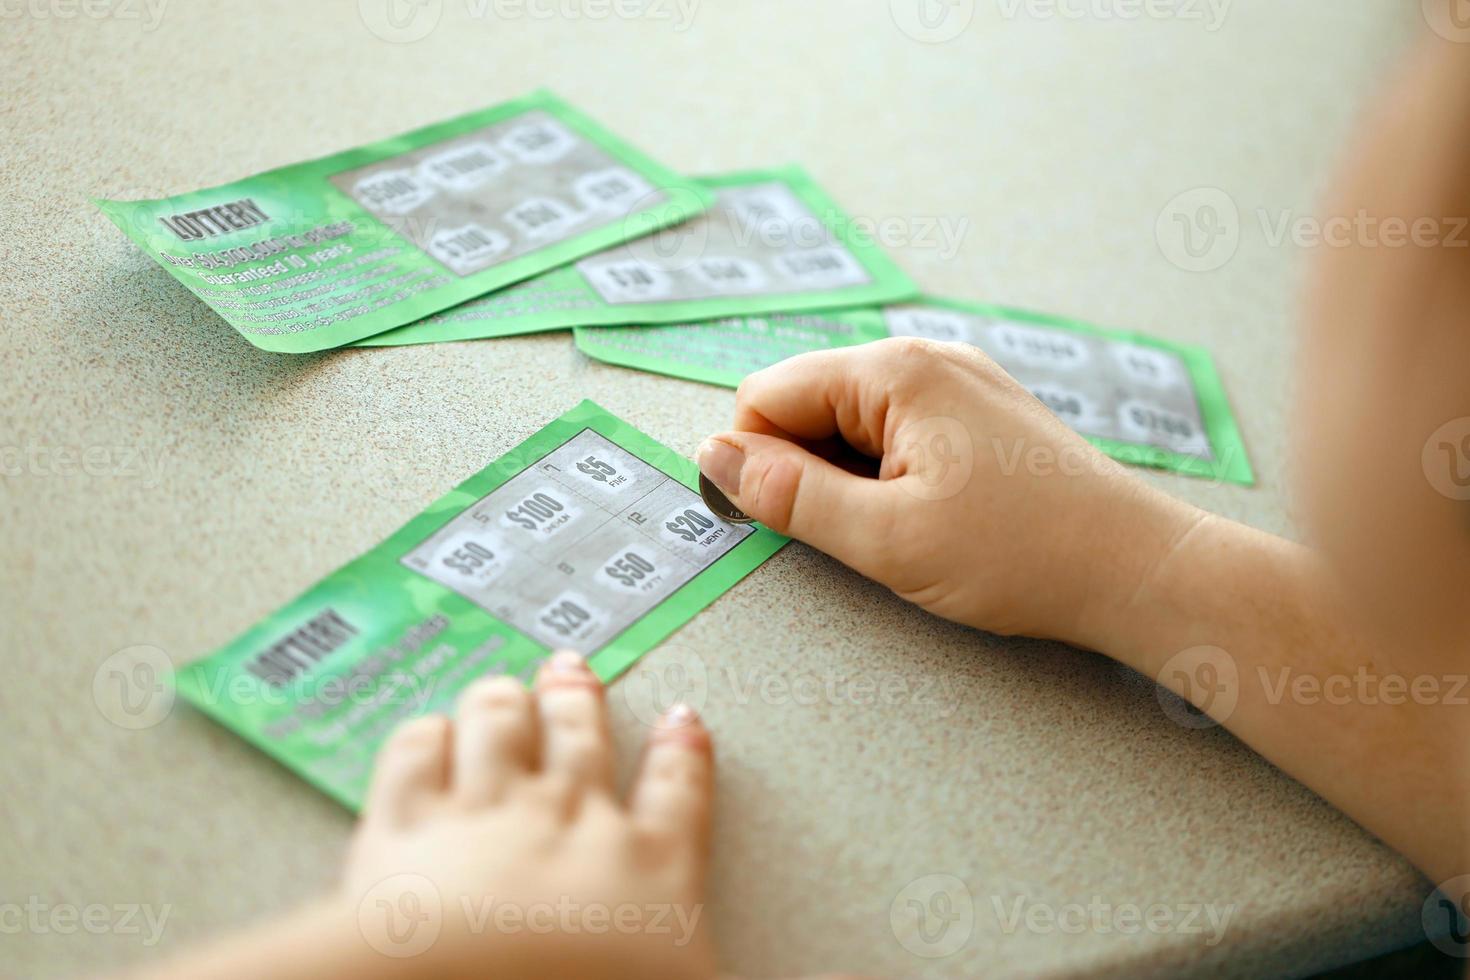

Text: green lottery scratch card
xmin=355 ymin=166 xmax=919 ymax=347
xmin=574 ymin=298 xmax=1254 ymax=485
xmin=95 ymin=91 xmax=711 ymax=353
xmin=174 ymin=401 xmax=786 ymax=810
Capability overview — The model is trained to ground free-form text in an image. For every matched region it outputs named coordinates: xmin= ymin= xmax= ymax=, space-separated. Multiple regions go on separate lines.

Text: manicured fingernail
xmin=548 ymin=650 xmax=585 ymax=672
xmin=698 ymin=438 xmax=744 ymax=497
xmin=661 ymin=703 xmax=698 ymax=728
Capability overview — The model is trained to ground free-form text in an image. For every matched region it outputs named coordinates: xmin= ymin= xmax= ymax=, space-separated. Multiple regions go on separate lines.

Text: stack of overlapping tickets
xmin=97 ymin=92 xmax=1254 ymax=808
xmin=97 ymin=89 xmax=1251 ymax=487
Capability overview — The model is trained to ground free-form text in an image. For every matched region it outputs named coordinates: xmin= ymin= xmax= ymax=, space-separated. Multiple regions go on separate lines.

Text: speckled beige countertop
xmin=0 ymin=2 xmax=1438 ymax=977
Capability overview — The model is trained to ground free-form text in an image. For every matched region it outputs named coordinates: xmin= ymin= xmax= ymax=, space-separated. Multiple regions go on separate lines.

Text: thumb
xmin=697 ymin=431 xmax=898 ymax=577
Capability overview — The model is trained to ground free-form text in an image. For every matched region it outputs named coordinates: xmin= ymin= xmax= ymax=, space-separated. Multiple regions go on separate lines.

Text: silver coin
xmin=699 ymin=473 xmax=755 ymax=525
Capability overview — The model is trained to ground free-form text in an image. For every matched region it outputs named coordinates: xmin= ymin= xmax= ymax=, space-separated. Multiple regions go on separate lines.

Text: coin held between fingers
xmin=700 ymin=472 xmax=755 ymax=525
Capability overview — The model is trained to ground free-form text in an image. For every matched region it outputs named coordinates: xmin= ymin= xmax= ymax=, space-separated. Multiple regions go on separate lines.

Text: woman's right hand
xmin=697 ymin=337 xmax=1202 ymax=650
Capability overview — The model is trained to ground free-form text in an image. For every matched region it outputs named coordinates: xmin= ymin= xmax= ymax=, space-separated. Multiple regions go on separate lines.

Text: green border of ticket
xmin=356 ymin=165 xmax=920 ymax=346
xmin=574 ymin=297 xmax=1254 ymax=486
xmin=95 ymin=90 xmax=713 ymax=353
xmin=173 ymin=401 xmax=787 ymax=810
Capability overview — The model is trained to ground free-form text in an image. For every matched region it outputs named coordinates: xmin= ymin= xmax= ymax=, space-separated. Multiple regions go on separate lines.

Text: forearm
xmin=122 ymin=901 xmax=416 ymax=980
xmin=1088 ymin=509 xmax=1466 ymax=883
xmin=119 ymin=894 xmax=672 ymax=980
xmin=118 ymin=898 xmax=543 ymax=980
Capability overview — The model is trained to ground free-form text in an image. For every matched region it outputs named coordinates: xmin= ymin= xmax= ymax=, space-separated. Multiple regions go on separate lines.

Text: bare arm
xmin=1090 ymin=509 xmax=1465 ymax=882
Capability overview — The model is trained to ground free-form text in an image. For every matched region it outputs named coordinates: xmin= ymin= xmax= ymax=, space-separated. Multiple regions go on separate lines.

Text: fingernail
xmin=698 ymin=438 xmax=745 ymax=497
xmin=661 ymin=703 xmax=698 ymax=728
xmin=548 ymin=650 xmax=585 ymax=672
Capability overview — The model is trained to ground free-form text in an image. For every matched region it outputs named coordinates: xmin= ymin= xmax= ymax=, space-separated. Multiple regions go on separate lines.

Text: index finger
xmin=733 ymin=345 xmax=893 ymax=457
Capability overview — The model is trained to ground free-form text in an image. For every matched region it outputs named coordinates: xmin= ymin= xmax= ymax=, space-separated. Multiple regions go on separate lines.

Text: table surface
xmin=0 ymin=2 xmax=1435 ymax=977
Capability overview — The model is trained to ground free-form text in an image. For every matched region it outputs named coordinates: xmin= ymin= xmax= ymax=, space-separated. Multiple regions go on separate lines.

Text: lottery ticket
xmin=173 ymin=401 xmax=786 ymax=809
xmin=356 ymin=167 xmax=918 ymax=346
xmin=95 ymin=91 xmax=711 ymax=353
xmin=574 ymin=298 xmax=1254 ymax=484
